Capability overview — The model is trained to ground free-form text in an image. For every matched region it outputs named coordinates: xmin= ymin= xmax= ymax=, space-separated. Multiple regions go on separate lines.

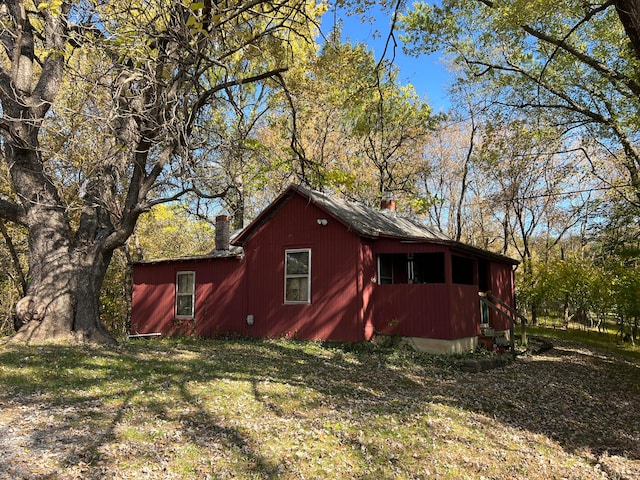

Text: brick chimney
xmin=215 ymin=215 xmax=231 ymax=251
xmin=380 ymin=191 xmax=396 ymax=211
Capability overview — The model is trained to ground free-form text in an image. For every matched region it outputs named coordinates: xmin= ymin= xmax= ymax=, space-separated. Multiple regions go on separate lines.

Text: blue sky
xmin=320 ymin=6 xmax=452 ymax=111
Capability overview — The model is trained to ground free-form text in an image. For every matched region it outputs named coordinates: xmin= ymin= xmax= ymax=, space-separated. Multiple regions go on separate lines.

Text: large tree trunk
xmin=615 ymin=0 xmax=640 ymax=62
xmin=1 ymin=0 xmax=151 ymax=345
xmin=12 ymin=252 xmax=115 ymax=344
xmin=8 ymin=146 xmax=116 ymax=345
xmin=0 ymin=0 xmax=113 ymax=344
xmin=11 ymin=243 xmax=116 ymax=344
xmin=5 ymin=153 xmax=121 ymax=345
xmin=3 ymin=80 xmax=117 ymax=344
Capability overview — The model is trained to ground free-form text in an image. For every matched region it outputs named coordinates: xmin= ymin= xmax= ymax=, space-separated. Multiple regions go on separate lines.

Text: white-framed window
xmin=285 ymin=249 xmax=311 ymax=303
xmin=176 ymin=271 xmax=195 ymax=317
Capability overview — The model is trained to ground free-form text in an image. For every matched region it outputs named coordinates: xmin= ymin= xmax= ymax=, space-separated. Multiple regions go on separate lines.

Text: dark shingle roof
xmin=131 ymin=246 xmax=243 ymax=265
xmin=135 ymin=184 xmax=518 ymax=266
xmin=293 ymin=184 xmax=451 ymax=241
xmin=233 ymin=184 xmax=518 ymax=265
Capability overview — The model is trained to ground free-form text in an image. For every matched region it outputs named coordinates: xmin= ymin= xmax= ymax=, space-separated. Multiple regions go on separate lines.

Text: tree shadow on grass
xmin=0 ymin=338 xmax=443 ymax=477
xmin=175 ymin=380 xmax=281 ymax=478
xmin=0 ymin=341 xmax=286 ymax=478
xmin=239 ymin=339 xmax=640 ymax=463
xmin=0 ymin=338 xmax=638 ymax=478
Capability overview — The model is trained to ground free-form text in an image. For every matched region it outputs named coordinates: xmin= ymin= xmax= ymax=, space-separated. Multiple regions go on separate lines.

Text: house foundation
xmin=400 ymin=336 xmax=478 ymax=355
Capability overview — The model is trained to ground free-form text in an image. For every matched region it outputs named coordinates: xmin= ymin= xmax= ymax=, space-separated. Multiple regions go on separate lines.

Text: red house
xmin=131 ymin=184 xmax=519 ymax=353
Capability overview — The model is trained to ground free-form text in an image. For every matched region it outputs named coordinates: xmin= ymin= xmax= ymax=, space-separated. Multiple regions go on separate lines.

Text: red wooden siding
xmin=369 ymin=240 xmax=455 ymax=340
xmin=195 ymin=258 xmax=247 ymax=337
xmin=449 ymin=284 xmax=482 ymax=338
xmin=131 ymin=257 xmax=245 ymax=337
xmin=368 ymin=242 xmax=513 ymax=340
xmin=373 ymin=284 xmax=452 ymax=339
xmin=486 ymin=262 xmax=516 ymax=331
xmin=240 ymin=193 xmax=365 ymax=342
xmin=131 ymin=264 xmax=175 ymax=335
xmin=370 ymin=254 xmax=482 ymax=340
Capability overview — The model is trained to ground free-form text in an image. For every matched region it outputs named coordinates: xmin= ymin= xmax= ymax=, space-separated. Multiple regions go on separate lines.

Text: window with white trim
xmin=176 ymin=271 xmax=195 ymax=317
xmin=285 ymin=249 xmax=311 ymax=303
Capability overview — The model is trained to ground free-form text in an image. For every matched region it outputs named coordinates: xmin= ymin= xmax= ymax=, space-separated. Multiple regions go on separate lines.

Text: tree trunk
xmin=615 ymin=0 xmax=640 ymax=62
xmin=12 ymin=260 xmax=116 ymax=344
xmin=11 ymin=225 xmax=115 ymax=345
xmin=6 ymin=141 xmax=116 ymax=345
xmin=530 ymin=303 xmax=538 ymax=326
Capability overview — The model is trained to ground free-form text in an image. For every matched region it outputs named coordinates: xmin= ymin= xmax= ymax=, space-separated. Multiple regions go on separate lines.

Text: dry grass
xmin=0 ymin=336 xmax=638 ymax=479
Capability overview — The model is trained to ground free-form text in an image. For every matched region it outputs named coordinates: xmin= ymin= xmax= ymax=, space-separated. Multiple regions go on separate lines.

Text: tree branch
xmin=615 ymin=0 xmax=640 ymax=61
xmin=0 ymin=198 xmax=27 ymax=225
xmin=474 ymin=0 xmax=640 ymax=97
xmin=521 ymin=23 xmax=640 ymax=97
xmin=468 ymin=57 xmax=611 ymax=125
xmin=185 ymin=67 xmax=288 ymax=139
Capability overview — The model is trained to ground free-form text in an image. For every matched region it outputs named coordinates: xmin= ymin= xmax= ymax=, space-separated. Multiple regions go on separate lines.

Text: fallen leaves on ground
xmin=0 ymin=337 xmax=638 ymax=479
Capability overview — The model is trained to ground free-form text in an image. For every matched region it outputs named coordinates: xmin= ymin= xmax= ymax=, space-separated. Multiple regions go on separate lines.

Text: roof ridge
xmin=295 ymin=184 xmax=452 ymax=242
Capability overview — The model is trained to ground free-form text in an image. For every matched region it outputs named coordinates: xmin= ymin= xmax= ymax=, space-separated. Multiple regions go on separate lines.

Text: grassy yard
xmin=525 ymin=324 xmax=640 ymax=361
xmin=0 ymin=336 xmax=639 ymax=479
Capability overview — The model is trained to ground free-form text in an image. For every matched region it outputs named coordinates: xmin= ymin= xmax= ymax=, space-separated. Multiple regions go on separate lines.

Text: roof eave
xmin=397 ymin=236 xmax=519 ymax=265
xmin=132 ymin=250 xmax=243 ymax=266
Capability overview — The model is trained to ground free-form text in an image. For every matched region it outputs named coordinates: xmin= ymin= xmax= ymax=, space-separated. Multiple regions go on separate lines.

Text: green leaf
xmin=186 ymin=15 xmax=201 ymax=29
